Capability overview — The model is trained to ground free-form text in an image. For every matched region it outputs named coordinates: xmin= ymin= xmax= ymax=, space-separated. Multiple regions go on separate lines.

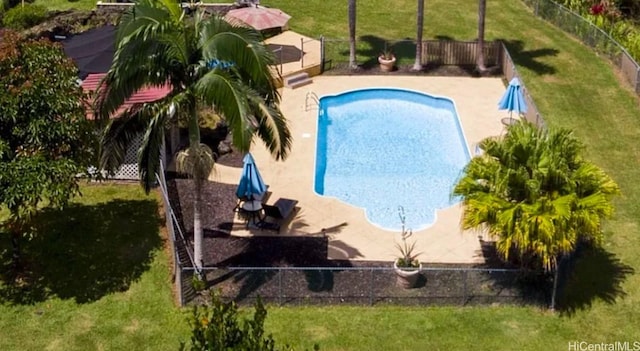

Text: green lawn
xmin=2 ymin=0 xmax=640 ymax=350
xmin=0 ymin=184 xmax=189 ymax=351
xmin=35 ymin=0 xmax=97 ymax=11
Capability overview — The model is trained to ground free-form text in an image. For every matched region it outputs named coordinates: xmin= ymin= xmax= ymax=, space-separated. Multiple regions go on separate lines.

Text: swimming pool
xmin=314 ymin=88 xmax=471 ymax=231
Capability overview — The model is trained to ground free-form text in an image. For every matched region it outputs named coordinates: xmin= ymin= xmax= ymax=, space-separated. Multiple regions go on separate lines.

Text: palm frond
xmin=248 ymin=94 xmax=291 ymax=160
xmin=137 ymin=104 xmax=171 ymax=193
xmin=100 ymin=106 xmax=150 ymax=174
xmin=195 ymin=69 xmax=253 ymax=150
xmin=198 ymin=15 xmax=278 ymax=98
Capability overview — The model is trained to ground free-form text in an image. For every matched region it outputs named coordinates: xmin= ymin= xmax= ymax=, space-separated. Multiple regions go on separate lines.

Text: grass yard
xmin=35 ymin=0 xmax=98 ymax=11
xmin=0 ymin=184 xmax=189 ymax=351
xmin=3 ymin=0 xmax=640 ymax=350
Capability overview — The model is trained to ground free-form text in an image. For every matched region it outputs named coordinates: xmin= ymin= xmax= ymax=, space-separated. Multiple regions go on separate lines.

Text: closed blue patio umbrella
xmin=498 ymin=77 xmax=528 ymax=124
xmin=236 ymin=153 xmax=267 ymax=201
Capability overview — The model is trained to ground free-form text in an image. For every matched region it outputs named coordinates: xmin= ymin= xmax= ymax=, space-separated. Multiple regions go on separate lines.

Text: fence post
xmin=277 ymin=268 xmax=282 ymax=305
xmin=319 ymin=35 xmax=325 ymax=73
xmin=300 ymin=37 xmax=304 ymax=68
xmin=369 ymin=268 xmax=374 ymax=306
xmin=636 ymin=67 xmax=640 ymax=93
xmin=176 ymin=252 xmax=184 ymax=306
xmin=462 ymin=270 xmax=468 ymax=306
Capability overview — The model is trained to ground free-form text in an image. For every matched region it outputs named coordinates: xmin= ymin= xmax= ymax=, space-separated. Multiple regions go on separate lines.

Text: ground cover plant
xmin=1 ymin=0 xmax=639 ymax=350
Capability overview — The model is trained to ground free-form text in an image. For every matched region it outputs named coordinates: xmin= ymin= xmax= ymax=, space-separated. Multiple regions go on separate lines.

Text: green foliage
xmin=0 ymin=30 xmax=95 ymax=258
xmin=191 ymin=274 xmax=206 ymax=292
xmin=2 ymin=3 xmax=46 ymax=29
xmin=395 ymin=240 xmax=420 ymax=268
xmin=453 ymin=122 xmax=619 ymax=271
xmin=180 ymin=291 xmax=317 ymax=351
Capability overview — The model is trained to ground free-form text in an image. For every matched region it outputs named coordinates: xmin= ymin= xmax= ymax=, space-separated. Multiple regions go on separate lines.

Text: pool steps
xmin=284 ymin=72 xmax=313 ymax=89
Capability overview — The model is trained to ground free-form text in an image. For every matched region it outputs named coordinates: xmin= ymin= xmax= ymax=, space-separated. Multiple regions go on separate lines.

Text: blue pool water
xmin=314 ymin=88 xmax=471 ymax=231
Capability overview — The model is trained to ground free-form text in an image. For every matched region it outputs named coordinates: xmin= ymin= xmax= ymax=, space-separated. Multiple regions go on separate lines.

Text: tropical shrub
xmin=179 ymin=291 xmax=318 ymax=351
xmin=2 ymin=3 xmax=47 ymax=29
xmin=453 ymin=122 xmax=619 ymax=308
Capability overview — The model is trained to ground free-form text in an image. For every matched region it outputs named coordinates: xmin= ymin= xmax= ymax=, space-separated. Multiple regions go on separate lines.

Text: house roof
xmin=62 ymin=25 xmax=116 ymax=79
xmin=82 ymin=73 xmax=171 ymax=119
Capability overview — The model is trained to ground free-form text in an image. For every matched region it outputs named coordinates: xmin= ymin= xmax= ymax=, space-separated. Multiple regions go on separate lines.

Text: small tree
xmin=180 ymin=291 xmax=319 ymax=351
xmin=453 ymin=122 xmax=619 ymax=310
xmin=0 ymin=30 xmax=95 ymax=271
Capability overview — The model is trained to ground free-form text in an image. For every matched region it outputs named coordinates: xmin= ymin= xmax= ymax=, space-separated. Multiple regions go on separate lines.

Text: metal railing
xmin=156 ymin=152 xmax=196 ymax=306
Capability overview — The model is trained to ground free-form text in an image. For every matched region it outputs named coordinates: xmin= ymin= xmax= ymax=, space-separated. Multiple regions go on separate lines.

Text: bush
xmin=2 ymin=4 xmax=47 ymax=30
xmin=179 ymin=291 xmax=319 ymax=351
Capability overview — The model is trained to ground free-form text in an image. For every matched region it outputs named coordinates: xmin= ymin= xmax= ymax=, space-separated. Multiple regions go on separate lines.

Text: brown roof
xmin=82 ymin=73 xmax=171 ymax=119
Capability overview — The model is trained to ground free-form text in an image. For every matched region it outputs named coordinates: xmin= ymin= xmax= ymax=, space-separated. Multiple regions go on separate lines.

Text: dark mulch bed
xmin=215 ymin=149 xmax=244 ymax=168
xmin=168 ymin=178 xmax=549 ymax=306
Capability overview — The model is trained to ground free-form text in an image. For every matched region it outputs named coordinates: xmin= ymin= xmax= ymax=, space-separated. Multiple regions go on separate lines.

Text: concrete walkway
xmin=210 ymin=75 xmax=507 ymax=264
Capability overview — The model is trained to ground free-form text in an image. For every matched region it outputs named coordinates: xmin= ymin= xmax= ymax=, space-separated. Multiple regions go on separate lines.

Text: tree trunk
xmin=193 ymin=178 xmax=203 ymax=275
xmin=413 ymin=0 xmax=425 ymax=71
xmin=348 ymin=0 xmax=357 ymax=69
xmin=551 ymin=265 xmax=559 ymax=311
xmin=188 ymin=105 xmax=204 ymax=276
xmin=476 ymin=0 xmax=487 ymax=73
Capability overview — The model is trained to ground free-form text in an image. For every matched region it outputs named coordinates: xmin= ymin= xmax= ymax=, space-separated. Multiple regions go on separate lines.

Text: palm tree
xmin=476 ymin=0 xmax=487 ymax=73
xmin=348 ymin=0 xmax=357 ymax=69
xmin=96 ymin=0 xmax=291 ymax=275
xmin=413 ymin=0 xmax=425 ymax=71
xmin=453 ymin=122 xmax=619 ymax=310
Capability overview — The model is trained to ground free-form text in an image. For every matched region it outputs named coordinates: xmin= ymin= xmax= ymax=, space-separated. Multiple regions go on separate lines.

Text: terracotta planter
xmin=393 ymin=260 xmax=422 ymax=289
xmin=378 ymin=56 xmax=396 ymax=72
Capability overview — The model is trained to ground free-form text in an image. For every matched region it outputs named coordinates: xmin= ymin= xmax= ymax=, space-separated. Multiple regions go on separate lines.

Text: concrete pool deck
xmin=210 ymin=75 xmax=508 ymax=264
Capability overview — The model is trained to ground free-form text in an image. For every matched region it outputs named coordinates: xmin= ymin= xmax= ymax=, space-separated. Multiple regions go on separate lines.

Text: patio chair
xmin=257 ymin=198 xmax=298 ymax=233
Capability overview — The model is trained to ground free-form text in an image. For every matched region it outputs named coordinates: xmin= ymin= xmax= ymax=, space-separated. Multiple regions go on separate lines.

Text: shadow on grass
xmin=339 ymin=35 xmax=559 ymax=77
xmin=557 ymin=244 xmax=634 ymax=315
xmin=0 ymin=199 xmax=163 ymax=304
xmin=500 ymin=39 xmax=559 ymax=75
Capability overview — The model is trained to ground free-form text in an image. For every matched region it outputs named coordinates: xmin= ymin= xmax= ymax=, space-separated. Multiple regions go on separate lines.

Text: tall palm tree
xmin=413 ymin=0 xmax=425 ymax=71
xmin=476 ymin=0 xmax=487 ymax=73
xmin=453 ymin=122 xmax=619 ymax=310
xmin=96 ymin=0 xmax=291 ymax=275
xmin=348 ymin=0 xmax=357 ymax=69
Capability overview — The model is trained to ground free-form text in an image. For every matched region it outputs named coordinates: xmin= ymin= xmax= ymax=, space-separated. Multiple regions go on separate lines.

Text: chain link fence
xmin=187 ymin=266 xmax=548 ymax=307
xmin=523 ymin=0 xmax=640 ymax=93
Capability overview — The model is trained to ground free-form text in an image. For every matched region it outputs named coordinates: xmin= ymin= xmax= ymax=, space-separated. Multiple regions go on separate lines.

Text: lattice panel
xmin=111 ymin=134 xmax=142 ymax=180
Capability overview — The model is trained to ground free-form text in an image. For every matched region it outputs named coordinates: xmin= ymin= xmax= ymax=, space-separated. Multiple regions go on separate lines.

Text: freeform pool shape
xmin=314 ymin=88 xmax=471 ymax=231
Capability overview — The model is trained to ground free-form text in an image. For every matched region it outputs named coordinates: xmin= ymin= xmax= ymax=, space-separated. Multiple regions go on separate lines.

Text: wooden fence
xmin=421 ymin=40 xmax=501 ymax=67
xmin=420 ymin=40 xmax=545 ymax=128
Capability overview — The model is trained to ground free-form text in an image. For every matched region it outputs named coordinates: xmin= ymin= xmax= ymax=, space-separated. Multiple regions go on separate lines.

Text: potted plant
xmin=378 ymin=48 xmax=396 ymax=72
xmin=394 ymin=238 xmax=422 ymax=288
xmin=393 ymin=207 xmax=422 ymax=288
